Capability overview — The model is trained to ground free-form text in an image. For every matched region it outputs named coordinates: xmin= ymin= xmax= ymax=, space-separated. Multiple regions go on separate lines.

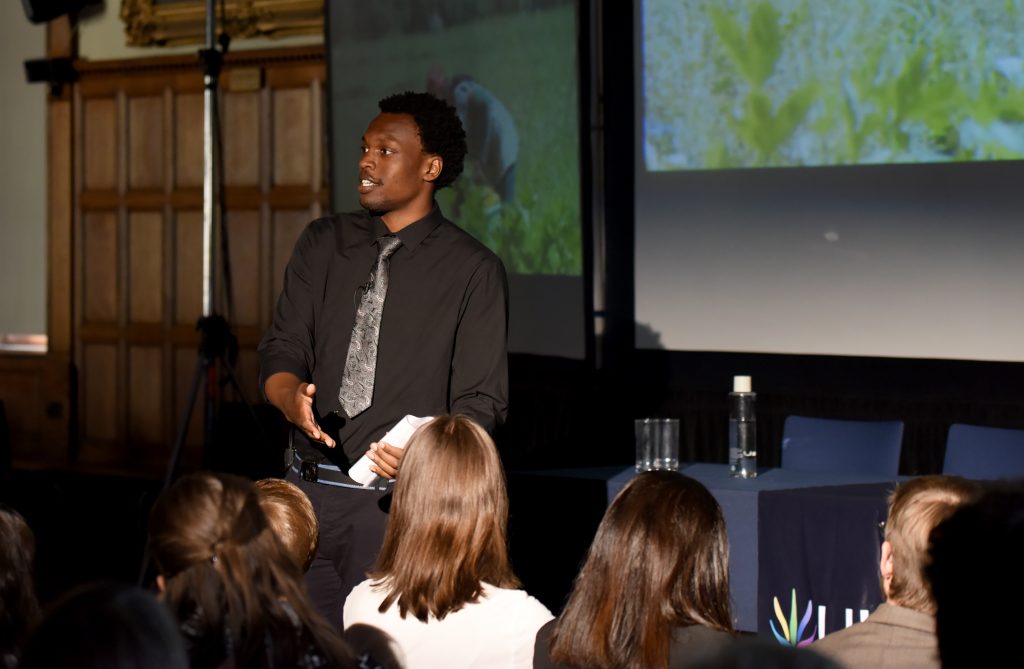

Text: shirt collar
xmin=369 ymin=203 xmax=444 ymax=253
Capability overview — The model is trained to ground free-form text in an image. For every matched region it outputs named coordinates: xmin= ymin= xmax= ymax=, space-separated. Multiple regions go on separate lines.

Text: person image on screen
xmin=427 ymin=68 xmax=519 ymax=204
xmin=812 ymin=475 xmax=977 ymax=669
xmin=343 ymin=414 xmax=553 ymax=668
xmin=258 ymin=91 xmax=509 ymax=626
xmin=534 ymin=471 xmax=735 ymax=669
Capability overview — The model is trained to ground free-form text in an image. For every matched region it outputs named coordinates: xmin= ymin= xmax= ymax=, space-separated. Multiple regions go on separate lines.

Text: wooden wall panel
xmin=128 ymin=96 xmax=165 ymax=190
xmin=175 ymin=93 xmax=204 ymax=188
xmin=272 ymin=88 xmax=312 ymax=186
xmin=271 ymin=209 xmax=311 ymax=300
xmin=226 ymin=211 xmax=261 ymax=326
xmin=82 ymin=344 xmax=118 ymax=443
xmin=0 ymin=363 xmax=43 ymax=440
xmin=83 ymin=98 xmax=118 ymax=191
xmin=311 ymin=80 xmax=324 ymax=192
xmin=174 ymin=210 xmax=203 ymax=326
xmin=62 ymin=47 xmax=326 ymax=474
xmin=83 ymin=212 xmax=119 ymax=323
xmin=0 ymin=355 xmax=75 ymax=466
xmin=128 ymin=346 xmax=163 ymax=444
xmin=173 ymin=345 xmax=204 ymax=462
xmin=128 ymin=212 xmax=164 ymax=323
xmin=223 ymin=91 xmax=262 ymax=187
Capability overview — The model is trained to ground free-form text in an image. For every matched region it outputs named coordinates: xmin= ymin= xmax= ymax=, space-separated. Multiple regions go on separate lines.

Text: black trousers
xmin=285 ymin=468 xmax=392 ymax=629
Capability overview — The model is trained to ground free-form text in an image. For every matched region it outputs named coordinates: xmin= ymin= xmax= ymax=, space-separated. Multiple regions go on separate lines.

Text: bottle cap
xmin=733 ymin=375 xmax=752 ymax=393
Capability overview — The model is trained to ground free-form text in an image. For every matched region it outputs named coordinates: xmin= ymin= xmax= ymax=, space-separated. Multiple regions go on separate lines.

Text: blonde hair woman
xmin=343 ymin=415 xmax=552 ymax=668
xmin=255 ymin=477 xmax=319 ymax=573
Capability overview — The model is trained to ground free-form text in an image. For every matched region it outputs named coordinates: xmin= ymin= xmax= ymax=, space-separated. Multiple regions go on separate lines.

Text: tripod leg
xmin=220 ymin=358 xmax=268 ymax=434
xmin=217 ymin=357 xmax=285 ymax=473
xmin=202 ymin=361 xmax=218 ymax=470
xmin=137 ymin=354 xmax=207 ymax=586
xmin=165 ymin=355 xmax=208 ymax=491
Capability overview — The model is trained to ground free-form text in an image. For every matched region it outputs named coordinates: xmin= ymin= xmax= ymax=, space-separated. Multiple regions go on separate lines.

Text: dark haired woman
xmin=535 ymin=471 xmax=735 ymax=669
xmin=148 ymin=472 xmax=357 ymax=669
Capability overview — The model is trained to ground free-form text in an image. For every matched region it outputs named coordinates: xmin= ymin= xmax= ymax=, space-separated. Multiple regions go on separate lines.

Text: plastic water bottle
xmin=729 ymin=375 xmax=757 ymax=479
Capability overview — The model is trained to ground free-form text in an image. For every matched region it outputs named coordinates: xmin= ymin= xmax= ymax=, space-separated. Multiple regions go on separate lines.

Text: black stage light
xmin=21 ymin=0 xmax=101 ymax=24
xmin=24 ymin=57 xmax=77 ymax=97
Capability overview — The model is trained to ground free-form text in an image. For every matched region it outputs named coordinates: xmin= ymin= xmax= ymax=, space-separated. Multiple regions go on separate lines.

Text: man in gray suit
xmin=812 ymin=475 xmax=977 ymax=669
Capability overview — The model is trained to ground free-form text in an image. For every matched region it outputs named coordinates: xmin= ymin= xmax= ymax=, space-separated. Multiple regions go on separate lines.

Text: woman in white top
xmin=343 ymin=414 xmax=553 ymax=669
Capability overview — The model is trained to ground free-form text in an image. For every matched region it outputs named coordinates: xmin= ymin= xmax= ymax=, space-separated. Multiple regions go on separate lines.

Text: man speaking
xmin=258 ymin=91 xmax=509 ymax=625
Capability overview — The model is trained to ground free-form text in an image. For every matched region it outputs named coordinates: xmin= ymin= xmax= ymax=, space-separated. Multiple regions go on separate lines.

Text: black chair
xmin=942 ymin=423 xmax=1024 ymax=479
xmin=780 ymin=415 xmax=903 ymax=475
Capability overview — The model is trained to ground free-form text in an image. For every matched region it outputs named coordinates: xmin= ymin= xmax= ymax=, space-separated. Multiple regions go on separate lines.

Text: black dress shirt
xmin=258 ymin=204 xmax=509 ymax=466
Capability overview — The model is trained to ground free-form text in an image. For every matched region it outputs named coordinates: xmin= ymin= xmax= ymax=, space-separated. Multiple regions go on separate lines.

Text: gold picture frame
xmin=121 ymin=0 xmax=323 ymax=47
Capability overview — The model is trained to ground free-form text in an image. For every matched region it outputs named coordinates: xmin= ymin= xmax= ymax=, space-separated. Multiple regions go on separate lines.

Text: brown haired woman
xmin=343 ymin=414 xmax=553 ymax=668
xmin=534 ymin=471 xmax=735 ymax=669
xmin=148 ymin=472 xmax=358 ymax=669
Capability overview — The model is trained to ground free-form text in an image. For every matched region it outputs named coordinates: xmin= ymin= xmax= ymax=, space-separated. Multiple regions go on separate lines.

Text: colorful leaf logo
xmin=769 ymin=588 xmax=817 ymax=647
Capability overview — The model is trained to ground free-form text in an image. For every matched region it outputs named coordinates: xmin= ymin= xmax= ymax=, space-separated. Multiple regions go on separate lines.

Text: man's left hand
xmin=367 ymin=441 xmax=404 ymax=479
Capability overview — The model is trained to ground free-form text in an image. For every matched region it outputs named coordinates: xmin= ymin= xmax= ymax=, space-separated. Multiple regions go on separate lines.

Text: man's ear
xmin=424 ymin=155 xmax=443 ymax=183
xmin=880 ymin=540 xmax=894 ymax=598
xmin=156 ymin=574 xmax=167 ymax=595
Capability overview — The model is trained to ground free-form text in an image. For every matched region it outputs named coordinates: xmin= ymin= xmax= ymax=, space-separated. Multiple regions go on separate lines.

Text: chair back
xmin=943 ymin=423 xmax=1024 ymax=479
xmin=781 ymin=415 xmax=903 ymax=475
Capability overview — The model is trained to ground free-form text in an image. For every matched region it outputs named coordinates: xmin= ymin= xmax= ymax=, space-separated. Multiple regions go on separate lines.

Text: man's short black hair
xmin=378 ymin=91 xmax=467 ymax=191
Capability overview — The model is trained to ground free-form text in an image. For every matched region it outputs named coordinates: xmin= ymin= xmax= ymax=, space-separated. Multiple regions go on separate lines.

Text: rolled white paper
xmin=733 ymin=375 xmax=752 ymax=393
xmin=348 ymin=415 xmax=434 ymax=486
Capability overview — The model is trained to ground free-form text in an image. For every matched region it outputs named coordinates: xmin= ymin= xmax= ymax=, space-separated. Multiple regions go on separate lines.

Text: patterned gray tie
xmin=338 ymin=235 xmax=403 ymax=419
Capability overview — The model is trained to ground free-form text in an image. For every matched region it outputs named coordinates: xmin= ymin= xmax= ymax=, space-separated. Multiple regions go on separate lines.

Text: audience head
xmin=0 ymin=506 xmax=39 ymax=665
xmin=880 ymin=475 xmax=977 ymax=614
xmin=148 ymin=472 xmax=353 ymax=668
xmin=374 ymin=414 xmax=517 ymax=621
xmin=19 ymin=581 xmax=187 ymax=669
xmin=550 ymin=471 xmax=734 ymax=669
xmin=254 ymin=477 xmax=318 ymax=573
xmin=926 ymin=480 xmax=1024 ymax=669
xmin=343 ymin=623 xmax=405 ymax=669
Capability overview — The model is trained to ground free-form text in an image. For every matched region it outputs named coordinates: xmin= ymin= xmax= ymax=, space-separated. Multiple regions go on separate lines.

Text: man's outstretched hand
xmin=265 ymin=372 xmax=336 ymax=448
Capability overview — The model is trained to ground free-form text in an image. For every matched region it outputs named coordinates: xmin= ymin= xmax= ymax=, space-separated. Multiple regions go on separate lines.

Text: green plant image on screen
xmin=330 ymin=1 xmax=582 ymax=276
xmin=643 ymin=0 xmax=1024 ymax=170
